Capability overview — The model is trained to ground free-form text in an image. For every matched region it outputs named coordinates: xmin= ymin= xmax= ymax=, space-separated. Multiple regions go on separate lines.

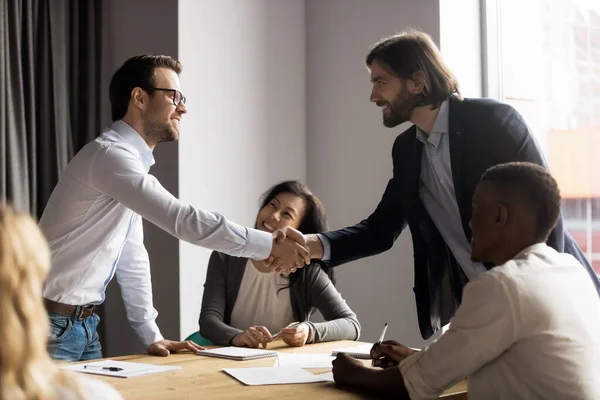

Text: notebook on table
xmin=331 ymin=343 xmax=374 ymax=360
xmin=196 ymin=347 xmax=278 ymax=361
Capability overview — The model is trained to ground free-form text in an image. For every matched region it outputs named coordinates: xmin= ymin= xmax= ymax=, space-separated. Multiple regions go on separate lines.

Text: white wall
xmin=177 ymin=0 xmax=307 ymax=339
xmin=306 ymin=0 xmax=442 ymax=347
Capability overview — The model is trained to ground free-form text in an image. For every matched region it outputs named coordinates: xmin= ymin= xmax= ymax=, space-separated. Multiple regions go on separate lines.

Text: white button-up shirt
xmin=40 ymin=120 xmax=272 ymax=346
xmin=399 ymin=243 xmax=600 ymax=400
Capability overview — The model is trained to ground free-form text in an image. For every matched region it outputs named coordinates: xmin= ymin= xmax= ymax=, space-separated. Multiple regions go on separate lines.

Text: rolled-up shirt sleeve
xmin=399 ymin=274 xmax=518 ymax=399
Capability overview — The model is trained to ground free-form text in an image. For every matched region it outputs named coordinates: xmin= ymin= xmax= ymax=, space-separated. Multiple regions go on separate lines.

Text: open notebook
xmin=330 ymin=343 xmax=374 ymax=360
xmin=196 ymin=347 xmax=278 ymax=361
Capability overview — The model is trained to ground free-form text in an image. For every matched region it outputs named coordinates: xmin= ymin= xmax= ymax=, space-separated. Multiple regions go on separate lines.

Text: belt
xmin=44 ymin=298 xmax=95 ymax=320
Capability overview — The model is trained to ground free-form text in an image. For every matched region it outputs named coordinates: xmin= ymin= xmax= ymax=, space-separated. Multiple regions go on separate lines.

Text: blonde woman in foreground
xmin=0 ymin=204 xmax=122 ymax=400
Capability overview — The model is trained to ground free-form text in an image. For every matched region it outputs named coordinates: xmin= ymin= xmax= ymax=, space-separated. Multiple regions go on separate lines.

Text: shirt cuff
xmin=317 ymin=234 xmax=331 ymax=261
xmin=243 ymin=228 xmax=273 ymax=260
xmin=134 ymin=319 xmax=164 ymax=347
xmin=399 ymin=351 xmax=441 ymax=400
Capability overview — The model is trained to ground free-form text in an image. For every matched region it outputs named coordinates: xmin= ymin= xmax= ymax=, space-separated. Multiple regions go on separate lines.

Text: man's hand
xmin=231 ymin=326 xmax=273 ymax=348
xmin=147 ymin=339 xmax=205 ymax=357
xmin=371 ymin=340 xmax=418 ymax=368
xmin=268 ymin=226 xmax=311 ymax=273
xmin=333 ymin=353 xmax=410 ymax=397
xmin=278 ymin=322 xmax=309 ymax=347
xmin=332 ymin=353 xmax=372 ymax=387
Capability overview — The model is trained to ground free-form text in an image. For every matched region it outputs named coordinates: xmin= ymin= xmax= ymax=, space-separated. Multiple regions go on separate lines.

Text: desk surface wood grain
xmin=81 ymin=340 xmax=467 ymax=399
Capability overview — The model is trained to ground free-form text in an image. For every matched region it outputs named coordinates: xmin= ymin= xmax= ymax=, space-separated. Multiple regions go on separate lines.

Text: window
xmin=484 ymin=0 xmax=600 ymax=273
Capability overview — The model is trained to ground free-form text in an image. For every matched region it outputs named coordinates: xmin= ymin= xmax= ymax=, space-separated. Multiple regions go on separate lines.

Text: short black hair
xmin=109 ymin=55 xmax=183 ymax=121
xmin=366 ymin=29 xmax=460 ymax=108
xmin=481 ymin=162 xmax=561 ymax=242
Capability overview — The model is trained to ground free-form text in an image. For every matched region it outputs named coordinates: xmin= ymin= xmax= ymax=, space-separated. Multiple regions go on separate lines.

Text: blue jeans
xmin=47 ymin=311 xmax=103 ymax=362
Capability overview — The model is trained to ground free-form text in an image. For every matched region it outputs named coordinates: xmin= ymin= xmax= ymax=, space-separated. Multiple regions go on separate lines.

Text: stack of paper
xmin=65 ymin=360 xmax=181 ymax=378
xmin=223 ymin=367 xmax=334 ymax=386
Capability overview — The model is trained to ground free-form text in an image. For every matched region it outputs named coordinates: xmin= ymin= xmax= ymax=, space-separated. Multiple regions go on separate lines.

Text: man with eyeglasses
xmin=38 ymin=55 xmax=310 ymax=361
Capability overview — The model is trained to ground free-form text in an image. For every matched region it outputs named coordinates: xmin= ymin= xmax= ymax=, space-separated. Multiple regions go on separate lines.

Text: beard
xmin=379 ymin=90 xmax=423 ymax=128
xmin=143 ymin=116 xmax=178 ymax=143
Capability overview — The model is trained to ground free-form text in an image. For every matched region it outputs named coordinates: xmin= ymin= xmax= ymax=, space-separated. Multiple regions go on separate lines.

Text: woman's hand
xmin=231 ymin=326 xmax=273 ymax=348
xmin=279 ymin=322 xmax=309 ymax=347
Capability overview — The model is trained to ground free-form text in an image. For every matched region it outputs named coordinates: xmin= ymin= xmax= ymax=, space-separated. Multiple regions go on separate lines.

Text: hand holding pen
xmin=231 ymin=322 xmax=306 ymax=349
xmin=370 ymin=324 xmax=419 ymax=369
xmin=274 ymin=322 xmax=309 ymax=347
xmin=371 ymin=322 xmax=388 ymax=367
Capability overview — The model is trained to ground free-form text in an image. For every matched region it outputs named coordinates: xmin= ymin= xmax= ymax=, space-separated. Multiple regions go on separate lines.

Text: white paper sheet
xmin=65 ymin=360 xmax=181 ymax=378
xmin=222 ymin=367 xmax=335 ymax=386
xmin=315 ymin=371 xmax=334 ymax=382
xmin=272 ymin=353 xmax=334 ymax=368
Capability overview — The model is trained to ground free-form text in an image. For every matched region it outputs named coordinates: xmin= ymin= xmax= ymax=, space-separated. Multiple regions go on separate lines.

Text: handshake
xmin=256 ymin=227 xmax=324 ymax=274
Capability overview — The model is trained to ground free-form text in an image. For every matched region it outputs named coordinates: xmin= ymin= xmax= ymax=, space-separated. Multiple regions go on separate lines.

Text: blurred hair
xmin=0 ymin=204 xmax=84 ymax=400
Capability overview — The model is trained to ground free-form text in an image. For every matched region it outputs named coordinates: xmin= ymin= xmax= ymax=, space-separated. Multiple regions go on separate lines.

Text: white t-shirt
xmin=230 ymin=260 xmax=295 ymax=334
xmin=400 ymin=243 xmax=600 ymax=400
xmin=58 ymin=374 xmax=123 ymax=400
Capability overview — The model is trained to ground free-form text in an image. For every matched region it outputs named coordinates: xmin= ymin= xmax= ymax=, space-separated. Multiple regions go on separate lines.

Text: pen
xmin=84 ymin=365 xmax=124 ymax=372
xmin=372 ymin=322 xmax=388 ymax=366
xmin=377 ymin=322 xmax=388 ymax=344
xmin=272 ymin=322 xmax=302 ymax=340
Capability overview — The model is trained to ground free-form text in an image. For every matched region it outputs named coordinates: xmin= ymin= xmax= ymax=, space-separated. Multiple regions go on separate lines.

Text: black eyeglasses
xmin=142 ymin=87 xmax=186 ymax=106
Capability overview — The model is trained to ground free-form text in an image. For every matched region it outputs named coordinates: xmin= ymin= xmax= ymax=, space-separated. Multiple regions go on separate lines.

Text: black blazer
xmin=323 ymin=95 xmax=600 ymax=340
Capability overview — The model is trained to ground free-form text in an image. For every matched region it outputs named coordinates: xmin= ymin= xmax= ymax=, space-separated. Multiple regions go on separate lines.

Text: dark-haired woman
xmin=199 ymin=181 xmax=360 ymax=348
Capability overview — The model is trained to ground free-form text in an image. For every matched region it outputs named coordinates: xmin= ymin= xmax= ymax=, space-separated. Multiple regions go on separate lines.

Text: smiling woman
xmin=199 ymin=180 xmax=361 ymax=349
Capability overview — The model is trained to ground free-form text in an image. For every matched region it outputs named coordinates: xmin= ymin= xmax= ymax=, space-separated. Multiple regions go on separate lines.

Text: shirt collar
xmin=111 ymin=120 xmax=155 ymax=168
xmin=513 ymin=242 xmax=550 ymax=260
xmin=415 ymin=99 xmax=450 ymax=150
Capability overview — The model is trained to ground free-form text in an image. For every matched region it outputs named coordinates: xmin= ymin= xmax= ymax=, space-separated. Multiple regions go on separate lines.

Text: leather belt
xmin=44 ymin=298 xmax=95 ymax=320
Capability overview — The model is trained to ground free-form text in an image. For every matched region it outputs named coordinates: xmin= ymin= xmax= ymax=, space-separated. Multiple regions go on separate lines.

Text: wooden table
xmin=86 ymin=340 xmax=467 ymax=399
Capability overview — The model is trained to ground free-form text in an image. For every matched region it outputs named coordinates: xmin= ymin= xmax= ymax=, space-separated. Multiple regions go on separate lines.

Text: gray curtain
xmin=0 ymin=0 xmax=102 ymax=217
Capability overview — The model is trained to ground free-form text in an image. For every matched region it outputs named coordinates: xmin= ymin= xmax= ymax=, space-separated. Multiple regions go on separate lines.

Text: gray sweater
xmin=199 ymin=251 xmax=361 ymax=345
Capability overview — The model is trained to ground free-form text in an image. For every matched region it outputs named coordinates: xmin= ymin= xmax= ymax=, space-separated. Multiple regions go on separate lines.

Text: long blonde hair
xmin=0 ymin=204 xmax=82 ymax=400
